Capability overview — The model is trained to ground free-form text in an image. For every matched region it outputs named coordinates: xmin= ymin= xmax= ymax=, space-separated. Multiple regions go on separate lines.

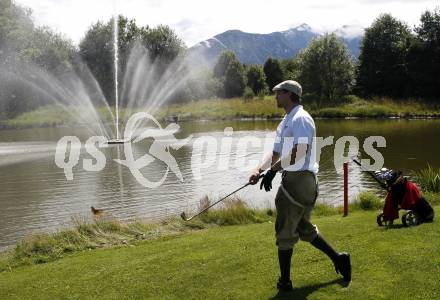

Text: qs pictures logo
xmin=55 ymin=113 xmax=387 ymax=188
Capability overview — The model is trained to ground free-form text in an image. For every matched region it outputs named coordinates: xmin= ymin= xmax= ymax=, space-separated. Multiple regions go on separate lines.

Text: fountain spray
xmin=108 ymin=14 xmax=125 ymax=145
xmin=114 ymin=14 xmax=119 ymax=140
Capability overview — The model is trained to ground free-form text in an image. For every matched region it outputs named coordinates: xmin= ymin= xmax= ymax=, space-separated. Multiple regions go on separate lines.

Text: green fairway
xmin=1 ymin=207 xmax=439 ymax=299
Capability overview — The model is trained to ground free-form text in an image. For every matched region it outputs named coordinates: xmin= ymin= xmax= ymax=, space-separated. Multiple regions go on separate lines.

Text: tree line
xmin=214 ymin=10 xmax=440 ymax=103
xmin=1 ymin=0 xmax=439 ymax=120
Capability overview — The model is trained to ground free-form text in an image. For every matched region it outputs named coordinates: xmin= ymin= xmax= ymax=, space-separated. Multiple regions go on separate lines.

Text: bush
xmin=343 ymin=95 xmax=363 ymax=104
xmin=257 ymin=90 xmax=267 ymax=100
xmin=243 ymin=87 xmax=255 ymax=101
xmin=354 ymin=191 xmax=383 ymax=210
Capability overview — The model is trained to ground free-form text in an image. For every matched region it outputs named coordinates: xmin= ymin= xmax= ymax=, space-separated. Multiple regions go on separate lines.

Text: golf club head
xmin=180 ymin=211 xmax=187 ymax=220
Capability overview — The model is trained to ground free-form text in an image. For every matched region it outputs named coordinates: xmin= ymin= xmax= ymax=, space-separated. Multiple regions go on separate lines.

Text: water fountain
xmin=3 ymin=16 xmax=199 ymax=145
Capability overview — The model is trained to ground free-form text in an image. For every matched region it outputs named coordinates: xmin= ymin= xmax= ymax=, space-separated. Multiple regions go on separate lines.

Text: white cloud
xmin=15 ymin=0 xmax=439 ymax=46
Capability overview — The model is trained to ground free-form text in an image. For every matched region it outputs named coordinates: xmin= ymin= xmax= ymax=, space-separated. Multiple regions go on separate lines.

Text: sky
xmin=15 ymin=0 xmax=439 ymax=47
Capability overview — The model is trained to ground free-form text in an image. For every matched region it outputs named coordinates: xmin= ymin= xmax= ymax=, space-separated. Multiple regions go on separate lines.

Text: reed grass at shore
xmin=3 ymin=190 xmax=439 ymax=272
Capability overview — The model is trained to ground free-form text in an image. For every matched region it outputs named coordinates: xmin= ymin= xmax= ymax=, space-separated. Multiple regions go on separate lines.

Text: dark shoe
xmin=277 ymin=277 xmax=293 ymax=292
xmin=334 ymin=252 xmax=351 ymax=282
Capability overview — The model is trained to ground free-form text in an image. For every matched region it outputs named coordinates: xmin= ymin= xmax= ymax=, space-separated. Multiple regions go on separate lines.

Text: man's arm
xmin=249 ymin=151 xmax=280 ymax=184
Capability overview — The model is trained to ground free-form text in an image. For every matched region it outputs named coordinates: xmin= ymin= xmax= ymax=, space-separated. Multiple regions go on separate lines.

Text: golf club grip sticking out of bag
xmin=180 ymin=174 xmax=264 ymax=221
xmin=352 ymin=158 xmax=388 ymax=189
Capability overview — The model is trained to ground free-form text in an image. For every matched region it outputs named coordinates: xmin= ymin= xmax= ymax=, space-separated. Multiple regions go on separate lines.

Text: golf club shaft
xmin=182 ymin=174 xmax=264 ymax=221
xmin=352 ymin=158 xmax=387 ymax=189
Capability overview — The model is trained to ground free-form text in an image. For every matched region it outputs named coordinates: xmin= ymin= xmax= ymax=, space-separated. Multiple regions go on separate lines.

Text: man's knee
xmin=298 ymin=225 xmax=319 ymax=242
xmin=276 ymin=237 xmax=299 ymax=250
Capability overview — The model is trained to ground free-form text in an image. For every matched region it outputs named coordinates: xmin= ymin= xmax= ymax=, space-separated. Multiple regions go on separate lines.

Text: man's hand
xmin=260 ymin=169 xmax=277 ymax=192
xmin=249 ymin=170 xmax=262 ymax=185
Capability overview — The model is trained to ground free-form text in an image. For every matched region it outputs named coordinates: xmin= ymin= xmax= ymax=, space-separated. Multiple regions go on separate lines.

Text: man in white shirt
xmin=249 ymin=80 xmax=351 ymax=292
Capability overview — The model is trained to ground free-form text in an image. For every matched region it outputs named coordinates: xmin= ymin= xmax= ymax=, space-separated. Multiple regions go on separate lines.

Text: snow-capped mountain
xmin=189 ymin=24 xmax=363 ymax=66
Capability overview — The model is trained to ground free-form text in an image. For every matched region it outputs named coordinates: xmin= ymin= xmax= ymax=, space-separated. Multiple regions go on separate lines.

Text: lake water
xmin=0 ymin=119 xmax=439 ymax=249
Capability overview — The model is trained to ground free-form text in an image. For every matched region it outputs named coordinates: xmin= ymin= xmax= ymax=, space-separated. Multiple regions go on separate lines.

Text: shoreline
xmin=2 ymin=114 xmax=440 ymax=131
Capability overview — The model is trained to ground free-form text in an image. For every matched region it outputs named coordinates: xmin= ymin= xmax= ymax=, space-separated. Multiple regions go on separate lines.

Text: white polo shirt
xmin=273 ymin=105 xmax=319 ymax=174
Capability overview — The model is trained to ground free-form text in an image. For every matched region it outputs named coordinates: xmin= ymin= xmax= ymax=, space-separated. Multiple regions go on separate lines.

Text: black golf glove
xmin=260 ymin=169 xmax=277 ymax=192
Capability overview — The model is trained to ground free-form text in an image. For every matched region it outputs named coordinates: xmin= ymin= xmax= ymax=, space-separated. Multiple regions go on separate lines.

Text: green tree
xmin=357 ymin=14 xmax=413 ymax=98
xmin=212 ymin=51 xmax=246 ymax=97
xmin=20 ymin=27 xmax=74 ymax=72
xmin=0 ymin=0 xmax=74 ymax=72
xmin=407 ymin=8 xmax=440 ymax=98
xmin=263 ymin=58 xmax=284 ymax=91
xmin=224 ymin=60 xmax=246 ymax=98
xmin=0 ymin=0 xmax=33 ymax=54
xmin=213 ymin=51 xmax=238 ymax=78
xmin=140 ymin=25 xmax=186 ymax=64
xmin=416 ymin=7 xmax=440 ymax=43
xmin=0 ymin=0 xmax=75 ymax=118
xmin=246 ymin=65 xmax=267 ymax=95
xmin=79 ymin=16 xmax=186 ymax=104
xmin=282 ymin=57 xmax=301 ymax=81
xmin=298 ymin=33 xmax=354 ymax=104
xmin=79 ymin=18 xmax=118 ymax=104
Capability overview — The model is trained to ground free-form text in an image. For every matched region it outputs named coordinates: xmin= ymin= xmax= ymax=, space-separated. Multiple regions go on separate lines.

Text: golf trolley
xmin=373 ymin=167 xmax=423 ymax=227
xmin=352 ymin=158 xmax=434 ymax=228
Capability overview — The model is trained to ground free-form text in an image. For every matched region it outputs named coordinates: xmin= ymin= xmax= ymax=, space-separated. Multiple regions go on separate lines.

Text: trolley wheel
xmin=377 ymin=213 xmax=386 ymax=226
xmin=402 ymin=211 xmax=419 ymax=227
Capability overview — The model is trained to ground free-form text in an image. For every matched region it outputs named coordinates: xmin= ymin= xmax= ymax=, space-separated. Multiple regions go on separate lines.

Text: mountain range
xmin=188 ymin=24 xmax=363 ymax=66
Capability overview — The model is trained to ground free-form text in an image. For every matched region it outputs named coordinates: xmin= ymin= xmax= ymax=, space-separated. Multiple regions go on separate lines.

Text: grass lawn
xmin=1 ymin=207 xmax=439 ymax=299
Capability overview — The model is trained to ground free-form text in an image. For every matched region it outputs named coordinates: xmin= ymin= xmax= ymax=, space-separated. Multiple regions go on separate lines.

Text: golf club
xmin=180 ymin=174 xmax=264 ymax=221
